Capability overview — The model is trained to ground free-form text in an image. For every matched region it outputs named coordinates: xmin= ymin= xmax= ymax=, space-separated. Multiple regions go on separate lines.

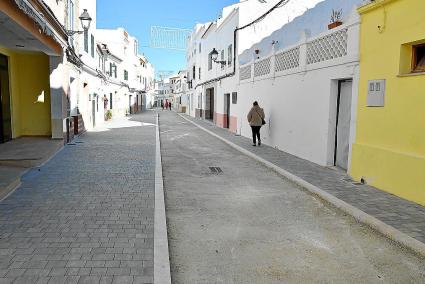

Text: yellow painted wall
xmin=0 ymin=47 xmax=51 ymax=137
xmin=350 ymin=0 xmax=425 ymax=205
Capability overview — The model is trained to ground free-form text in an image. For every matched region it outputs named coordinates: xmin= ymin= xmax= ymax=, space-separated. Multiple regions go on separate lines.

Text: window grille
xmin=307 ymin=29 xmax=348 ymax=64
xmin=228 ymin=45 xmax=233 ymax=66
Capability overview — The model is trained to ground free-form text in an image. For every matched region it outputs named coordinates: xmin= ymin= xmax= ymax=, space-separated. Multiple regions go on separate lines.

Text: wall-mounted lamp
xmin=211 ymin=48 xmax=227 ymax=66
xmin=66 ymin=9 xmax=92 ymax=36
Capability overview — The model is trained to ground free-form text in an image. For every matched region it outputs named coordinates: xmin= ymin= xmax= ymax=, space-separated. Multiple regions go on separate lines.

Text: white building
xmin=186 ymin=0 xmax=324 ymax=128
xmin=173 ymin=70 xmax=189 ymax=112
xmin=186 ymin=0 xmax=363 ymax=171
xmin=97 ymin=28 xmax=153 ymax=118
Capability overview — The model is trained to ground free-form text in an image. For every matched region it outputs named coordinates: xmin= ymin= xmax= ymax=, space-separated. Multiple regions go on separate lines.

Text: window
xmin=67 ymin=0 xmax=74 ymax=31
xmin=193 ymin=66 xmax=196 ymax=80
xmin=232 ymin=92 xmax=237 ymax=104
xmin=134 ymin=41 xmax=138 ymax=56
xmin=228 ymin=44 xmax=233 ymax=66
xmin=84 ymin=30 xmax=88 ymax=53
xmin=124 ymin=70 xmax=128 ymax=81
xmin=114 ymin=65 xmax=117 ymax=78
xmin=208 ymin=52 xmax=212 ymax=70
xmin=221 ymin=50 xmax=225 ymax=70
xmin=109 ymin=63 xmax=113 ymax=77
xmin=199 ymin=67 xmax=201 ymax=80
xmin=67 ymin=0 xmax=74 ymax=45
xmin=412 ymin=44 xmax=425 ymax=72
xmin=91 ymin=34 xmax=95 ymax=58
xmin=199 ymin=43 xmax=202 ymax=53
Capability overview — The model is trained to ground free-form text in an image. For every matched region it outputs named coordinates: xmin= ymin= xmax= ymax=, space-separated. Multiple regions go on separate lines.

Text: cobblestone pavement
xmin=181 ymin=114 xmax=425 ymax=244
xmin=160 ymin=112 xmax=424 ymax=284
xmin=0 ymin=113 xmax=156 ymax=284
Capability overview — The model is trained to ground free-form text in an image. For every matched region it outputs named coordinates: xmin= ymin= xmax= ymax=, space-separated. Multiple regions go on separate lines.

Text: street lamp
xmin=67 ymin=9 xmax=92 ymax=36
xmin=211 ymin=48 xmax=227 ymax=66
xmin=79 ymin=9 xmax=92 ymax=31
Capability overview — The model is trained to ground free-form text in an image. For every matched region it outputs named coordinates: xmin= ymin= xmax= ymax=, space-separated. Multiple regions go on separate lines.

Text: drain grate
xmin=209 ymin=167 xmax=223 ymax=174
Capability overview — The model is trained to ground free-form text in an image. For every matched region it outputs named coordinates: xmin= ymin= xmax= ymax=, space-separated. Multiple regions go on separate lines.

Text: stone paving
xmin=160 ymin=112 xmax=425 ymax=283
xmin=0 ymin=113 xmax=156 ymax=284
xmin=181 ymin=114 xmax=425 ymax=244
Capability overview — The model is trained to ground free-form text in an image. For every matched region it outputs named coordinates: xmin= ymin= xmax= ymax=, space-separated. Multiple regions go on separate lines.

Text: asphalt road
xmin=159 ymin=111 xmax=425 ymax=284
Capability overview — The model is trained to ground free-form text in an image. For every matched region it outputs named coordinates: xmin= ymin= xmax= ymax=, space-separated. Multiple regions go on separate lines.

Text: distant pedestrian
xmin=161 ymin=100 xmax=164 ymax=110
xmin=165 ymin=100 xmax=169 ymax=110
xmin=247 ymin=101 xmax=265 ymax=146
xmin=168 ymin=102 xmax=172 ymax=110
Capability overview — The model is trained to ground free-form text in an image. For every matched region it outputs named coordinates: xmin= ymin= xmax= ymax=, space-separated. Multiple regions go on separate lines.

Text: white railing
xmin=306 ymin=28 xmax=348 ymax=64
xmin=254 ymin=57 xmax=271 ymax=77
xmin=240 ymin=65 xmax=252 ymax=80
xmin=239 ymin=21 xmax=357 ymax=82
xmin=275 ymin=46 xmax=300 ymax=72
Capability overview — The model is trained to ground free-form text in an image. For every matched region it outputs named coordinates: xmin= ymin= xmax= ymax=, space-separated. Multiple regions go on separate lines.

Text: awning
xmin=13 ymin=0 xmax=55 ymax=37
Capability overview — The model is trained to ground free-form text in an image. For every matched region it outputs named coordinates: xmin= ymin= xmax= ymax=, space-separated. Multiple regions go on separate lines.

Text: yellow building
xmin=0 ymin=0 xmax=68 ymax=143
xmin=351 ymin=0 xmax=425 ymax=205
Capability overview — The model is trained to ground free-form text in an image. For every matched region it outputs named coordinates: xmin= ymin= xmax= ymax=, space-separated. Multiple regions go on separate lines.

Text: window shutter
xmin=91 ymin=35 xmax=95 ymax=58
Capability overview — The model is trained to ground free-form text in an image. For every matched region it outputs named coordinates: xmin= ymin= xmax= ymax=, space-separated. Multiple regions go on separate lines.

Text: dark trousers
xmin=251 ymin=126 xmax=261 ymax=144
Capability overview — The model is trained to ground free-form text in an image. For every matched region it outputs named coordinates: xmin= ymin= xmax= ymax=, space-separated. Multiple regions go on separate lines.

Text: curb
xmin=178 ymin=113 xmax=425 ymax=258
xmin=0 ymin=177 xmax=21 ymax=202
xmin=154 ymin=113 xmax=172 ymax=284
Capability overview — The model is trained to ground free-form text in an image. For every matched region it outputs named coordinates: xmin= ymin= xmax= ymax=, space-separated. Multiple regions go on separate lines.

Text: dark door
xmin=210 ymin=89 xmax=214 ymax=120
xmin=224 ymin=93 xmax=230 ymax=128
xmin=205 ymin=88 xmax=214 ymax=120
xmin=92 ymin=99 xmax=96 ymax=128
xmin=334 ymin=80 xmax=353 ymax=170
xmin=0 ymin=54 xmax=12 ymax=143
xmin=129 ymin=95 xmax=132 ymax=114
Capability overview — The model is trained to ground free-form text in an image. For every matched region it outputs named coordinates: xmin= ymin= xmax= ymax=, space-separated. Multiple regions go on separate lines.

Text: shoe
xmin=252 ymin=143 xmax=256 ymax=146
xmin=258 ymin=140 xmax=261 ymax=146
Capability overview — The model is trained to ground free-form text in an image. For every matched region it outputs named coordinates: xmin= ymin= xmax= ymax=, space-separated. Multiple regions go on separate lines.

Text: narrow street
xmin=0 ymin=113 xmax=156 ymax=284
xmin=159 ymin=111 xmax=425 ymax=284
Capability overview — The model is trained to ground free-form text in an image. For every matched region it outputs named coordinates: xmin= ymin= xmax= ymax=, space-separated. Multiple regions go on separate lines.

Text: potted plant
xmin=105 ymin=110 xmax=112 ymax=121
xmin=328 ymin=9 xmax=343 ymax=30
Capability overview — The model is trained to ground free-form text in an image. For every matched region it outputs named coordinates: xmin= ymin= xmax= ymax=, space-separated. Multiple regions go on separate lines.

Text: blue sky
xmin=97 ymin=0 xmax=238 ymax=75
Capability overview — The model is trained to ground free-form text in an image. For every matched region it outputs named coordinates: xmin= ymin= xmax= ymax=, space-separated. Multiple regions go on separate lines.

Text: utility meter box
xmin=367 ymin=79 xmax=386 ymax=107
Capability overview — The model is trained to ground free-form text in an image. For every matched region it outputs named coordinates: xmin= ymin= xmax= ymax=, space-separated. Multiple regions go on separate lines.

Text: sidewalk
xmin=179 ymin=114 xmax=425 ymax=246
xmin=0 ymin=113 xmax=156 ymax=284
xmin=0 ymin=137 xmax=63 ymax=200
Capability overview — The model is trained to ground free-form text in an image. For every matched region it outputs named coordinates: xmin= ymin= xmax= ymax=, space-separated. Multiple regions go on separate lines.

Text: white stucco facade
xmin=186 ymin=0 xmax=363 ymax=170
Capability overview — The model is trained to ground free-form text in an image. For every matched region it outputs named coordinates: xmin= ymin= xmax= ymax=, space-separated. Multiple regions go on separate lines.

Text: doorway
xmin=205 ymin=88 xmax=214 ymax=120
xmin=129 ymin=95 xmax=132 ymax=114
xmin=334 ymin=80 xmax=353 ymax=170
xmin=0 ymin=54 xmax=12 ymax=143
xmin=224 ymin=93 xmax=230 ymax=128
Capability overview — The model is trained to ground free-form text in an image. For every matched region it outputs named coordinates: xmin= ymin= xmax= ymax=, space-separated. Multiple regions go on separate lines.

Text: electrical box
xmin=367 ymin=79 xmax=386 ymax=107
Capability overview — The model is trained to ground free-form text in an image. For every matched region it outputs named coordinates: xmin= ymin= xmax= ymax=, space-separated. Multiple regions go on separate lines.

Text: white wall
xmin=236 ymin=8 xmax=361 ymax=166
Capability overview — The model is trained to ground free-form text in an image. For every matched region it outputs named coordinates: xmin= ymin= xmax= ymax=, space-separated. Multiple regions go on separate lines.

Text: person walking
xmin=247 ymin=101 xmax=265 ymax=146
xmin=168 ymin=101 xmax=172 ymax=111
